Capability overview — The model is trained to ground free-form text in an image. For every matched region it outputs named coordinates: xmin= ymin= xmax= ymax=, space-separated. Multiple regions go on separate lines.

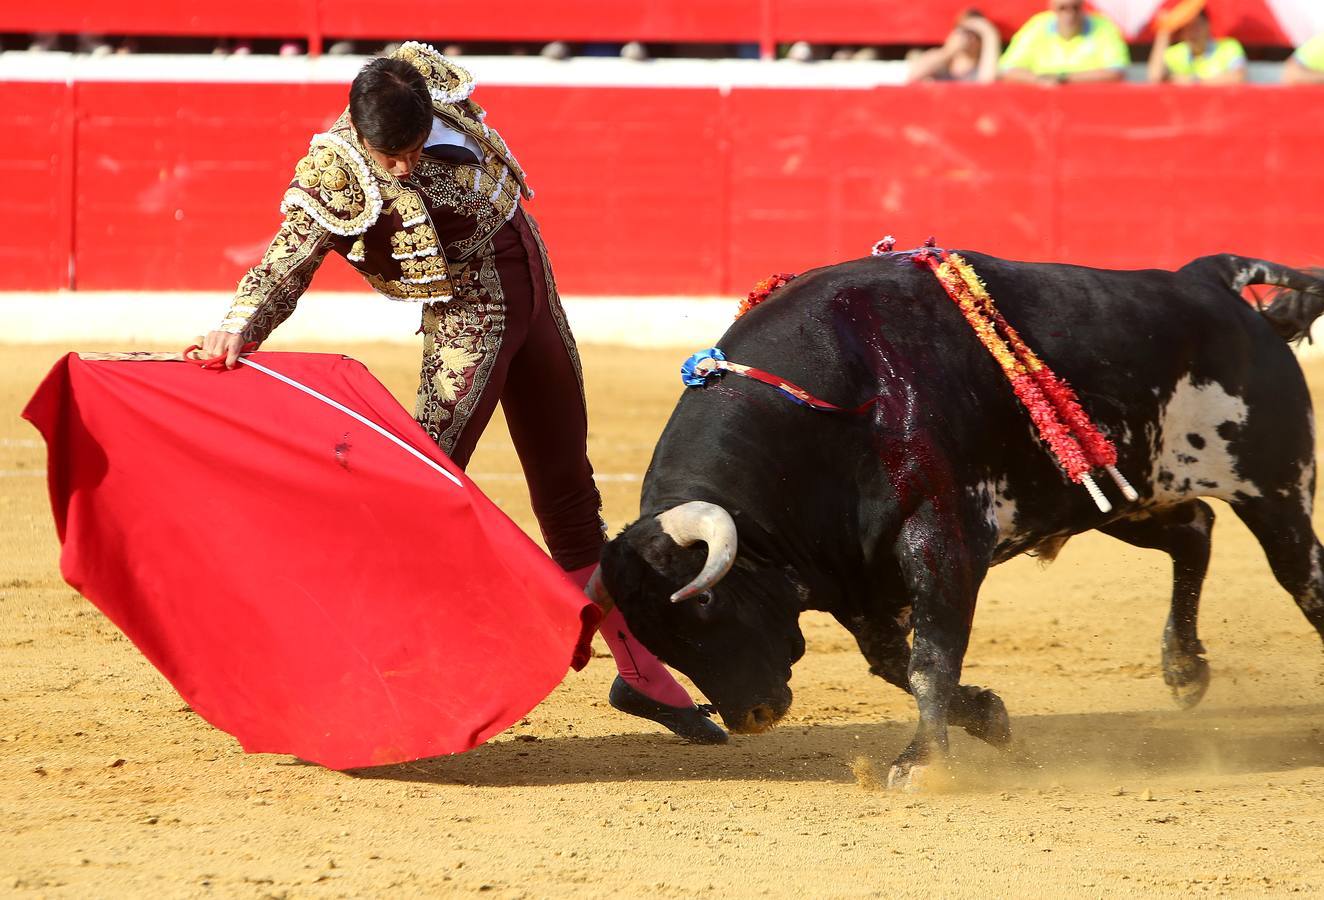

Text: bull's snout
xmin=726 ymin=703 xmax=786 ymax=735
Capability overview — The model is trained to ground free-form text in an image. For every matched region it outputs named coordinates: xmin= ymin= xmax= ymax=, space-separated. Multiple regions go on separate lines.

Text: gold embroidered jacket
xmin=220 ymin=42 xmax=533 ymax=341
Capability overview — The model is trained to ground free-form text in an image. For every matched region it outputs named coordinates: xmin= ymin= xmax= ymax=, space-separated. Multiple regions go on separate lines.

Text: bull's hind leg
xmin=847 ymin=617 xmax=1011 ymax=748
xmin=1100 ymin=500 xmax=1215 ymax=708
xmin=1230 ymin=495 xmax=1324 ymax=646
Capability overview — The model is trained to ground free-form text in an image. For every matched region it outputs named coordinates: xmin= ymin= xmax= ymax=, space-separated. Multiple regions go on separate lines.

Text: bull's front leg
xmin=886 ymin=509 xmax=987 ymax=792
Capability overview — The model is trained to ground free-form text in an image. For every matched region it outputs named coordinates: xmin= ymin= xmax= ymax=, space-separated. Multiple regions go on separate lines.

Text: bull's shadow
xmin=348 ymin=702 xmax=1324 ymax=790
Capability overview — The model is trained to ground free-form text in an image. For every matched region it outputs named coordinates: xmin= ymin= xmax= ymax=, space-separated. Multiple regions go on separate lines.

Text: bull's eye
xmin=694 ymin=591 xmax=714 ymax=607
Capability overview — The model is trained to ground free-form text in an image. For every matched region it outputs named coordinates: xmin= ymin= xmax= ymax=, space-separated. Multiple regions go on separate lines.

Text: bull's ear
xmin=644 ymin=530 xmax=686 ymax=566
xmin=620 ymin=517 xmax=688 ymax=570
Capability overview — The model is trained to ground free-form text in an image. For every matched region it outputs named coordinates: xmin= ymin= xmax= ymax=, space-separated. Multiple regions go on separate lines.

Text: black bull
xmin=598 ymin=251 xmax=1324 ymax=790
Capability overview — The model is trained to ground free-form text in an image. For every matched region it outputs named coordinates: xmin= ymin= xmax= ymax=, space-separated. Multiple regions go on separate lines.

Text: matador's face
xmin=357 ymin=130 xmax=425 ymax=179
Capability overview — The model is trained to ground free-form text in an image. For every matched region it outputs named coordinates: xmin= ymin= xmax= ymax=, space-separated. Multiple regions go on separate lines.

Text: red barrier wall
xmin=4 ymin=1 xmax=318 ymax=39
xmin=4 ymin=80 xmax=1322 ymax=295
xmin=319 ymin=0 xmax=769 ymax=44
xmin=72 ymin=81 xmax=346 ymax=290
xmin=1 ymin=82 xmax=74 ymax=289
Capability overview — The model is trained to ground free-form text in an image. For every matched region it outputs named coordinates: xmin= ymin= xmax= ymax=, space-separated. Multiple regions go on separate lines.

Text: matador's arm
xmin=218 ymin=209 xmax=334 ymax=344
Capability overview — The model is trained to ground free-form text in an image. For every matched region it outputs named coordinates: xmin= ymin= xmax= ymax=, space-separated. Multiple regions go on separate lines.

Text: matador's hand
xmin=201 ymin=331 xmax=248 ymax=369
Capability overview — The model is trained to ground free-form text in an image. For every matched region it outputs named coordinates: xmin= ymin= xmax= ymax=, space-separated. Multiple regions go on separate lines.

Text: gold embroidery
xmin=390 ymin=223 xmax=439 ymax=259
xmin=393 ymin=190 xmax=425 ymax=225
xmin=411 ymin=157 xmax=518 ymax=259
xmin=280 ymin=134 xmax=381 ymax=236
xmin=222 ymin=209 xmax=332 ymax=341
xmin=415 ymin=298 xmax=506 ymax=453
xmin=295 ymin=156 xmax=319 ymax=189
xmin=399 ymin=255 xmax=449 ymax=283
xmin=320 ymin=166 xmax=348 ymax=191
xmin=414 ymin=238 xmax=507 ymax=452
xmin=365 ymin=272 xmax=456 ymax=302
xmin=402 ymin=47 xmax=434 ymax=78
xmin=394 ymin=42 xmax=475 ymax=105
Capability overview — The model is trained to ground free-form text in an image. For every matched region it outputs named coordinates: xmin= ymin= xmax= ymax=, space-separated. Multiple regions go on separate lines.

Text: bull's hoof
xmin=1162 ymin=652 xmax=1211 ymax=710
xmin=959 ymin=690 xmax=1012 ymax=747
xmin=885 ymin=740 xmax=935 ymax=793
xmin=886 ymin=762 xmax=928 ymax=793
xmin=607 ymin=676 xmax=729 ymax=744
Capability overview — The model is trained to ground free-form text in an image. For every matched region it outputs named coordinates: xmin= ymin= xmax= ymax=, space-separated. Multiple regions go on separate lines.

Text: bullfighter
xmin=201 ymin=43 xmax=725 ymax=743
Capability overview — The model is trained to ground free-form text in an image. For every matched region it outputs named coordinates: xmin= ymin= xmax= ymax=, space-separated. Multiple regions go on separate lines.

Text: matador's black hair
xmin=349 ymin=57 xmax=432 ymax=154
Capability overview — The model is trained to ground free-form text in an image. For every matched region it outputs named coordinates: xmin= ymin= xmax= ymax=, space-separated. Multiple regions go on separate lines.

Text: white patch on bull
xmin=972 ymin=477 xmax=1019 ymax=543
xmin=1114 ymin=422 xmax=1136 ymax=456
xmin=1150 ymin=376 xmax=1261 ymax=504
xmin=974 ymin=477 xmax=1070 ymax=562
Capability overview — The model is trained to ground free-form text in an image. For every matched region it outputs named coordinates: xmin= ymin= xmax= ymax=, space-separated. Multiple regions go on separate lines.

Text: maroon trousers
xmin=414 ymin=209 xmax=605 ymax=572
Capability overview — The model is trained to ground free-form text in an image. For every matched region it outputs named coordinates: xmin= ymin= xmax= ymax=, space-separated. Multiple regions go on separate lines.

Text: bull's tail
xmin=1183 ymin=254 xmax=1324 ymax=344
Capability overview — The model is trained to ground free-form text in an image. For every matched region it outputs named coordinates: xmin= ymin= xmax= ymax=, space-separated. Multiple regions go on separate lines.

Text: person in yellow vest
xmin=200 ymin=44 xmax=727 ymax=744
xmin=1284 ymin=33 xmax=1324 ymax=85
xmin=1148 ymin=3 xmax=1246 ymax=84
xmin=999 ymin=0 xmax=1129 ymax=84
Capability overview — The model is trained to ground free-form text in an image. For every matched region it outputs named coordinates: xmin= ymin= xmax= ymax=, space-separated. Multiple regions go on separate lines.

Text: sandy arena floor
xmin=1 ymin=341 xmax=1322 ymax=898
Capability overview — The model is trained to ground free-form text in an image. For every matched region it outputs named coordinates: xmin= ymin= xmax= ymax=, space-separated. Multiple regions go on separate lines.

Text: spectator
xmin=620 ymin=40 xmax=649 ymax=61
xmin=540 ymin=40 xmax=571 ymax=60
xmin=1000 ymin=0 xmax=1129 ymax=84
xmin=908 ymin=9 xmax=1002 ymax=83
xmin=27 ymin=32 xmax=58 ymax=53
xmin=78 ymin=33 xmax=113 ymax=56
xmin=1148 ymin=3 xmax=1245 ymax=84
xmin=1283 ymin=33 xmax=1324 ymax=85
xmin=784 ymin=40 xmax=814 ymax=62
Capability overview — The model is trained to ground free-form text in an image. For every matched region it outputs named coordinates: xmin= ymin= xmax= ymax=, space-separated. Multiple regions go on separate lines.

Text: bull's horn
xmin=656 ymin=501 xmax=738 ymax=602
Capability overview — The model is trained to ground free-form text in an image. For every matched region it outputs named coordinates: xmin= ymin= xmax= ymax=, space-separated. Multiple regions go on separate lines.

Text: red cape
xmin=23 ymin=351 xmax=600 ymax=769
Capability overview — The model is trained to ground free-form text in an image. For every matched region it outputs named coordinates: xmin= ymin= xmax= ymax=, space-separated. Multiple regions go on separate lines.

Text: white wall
xmin=4 ymin=291 xmax=1321 ymax=357
xmin=0 ymin=292 xmax=737 ymax=349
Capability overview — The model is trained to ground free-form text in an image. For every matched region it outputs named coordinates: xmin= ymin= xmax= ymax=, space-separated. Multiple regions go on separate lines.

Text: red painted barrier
xmin=0 ymin=82 xmax=73 ymax=290
xmin=725 ymin=84 xmax=1324 ymax=282
xmin=318 ymin=0 xmax=768 ymax=44
xmin=72 ymin=81 xmax=351 ymax=290
xmin=4 ymin=1 xmax=317 ymax=39
xmin=3 ymin=80 xmax=1322 ymax=295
